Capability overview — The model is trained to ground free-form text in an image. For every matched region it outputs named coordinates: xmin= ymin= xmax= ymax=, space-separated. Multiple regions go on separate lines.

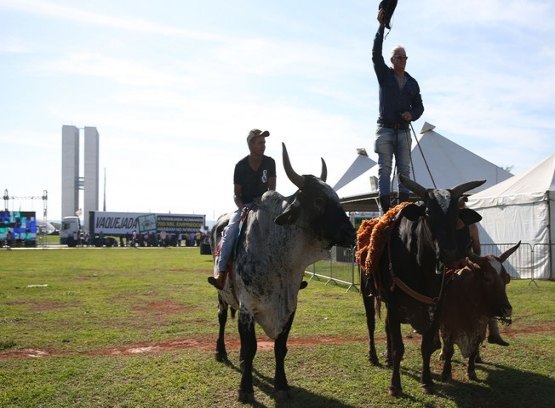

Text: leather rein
xmin=386 ymin=215 xmax=445 ymax=306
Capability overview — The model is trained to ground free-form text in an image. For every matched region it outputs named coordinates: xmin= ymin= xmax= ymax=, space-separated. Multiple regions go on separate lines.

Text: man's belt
xmin=379 ymin=122 xmax=409 ymax=130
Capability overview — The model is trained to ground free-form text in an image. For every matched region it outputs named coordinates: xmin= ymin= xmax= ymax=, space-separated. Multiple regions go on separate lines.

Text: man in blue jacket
xmin=372 ymin=9 xmax=424 ymax=213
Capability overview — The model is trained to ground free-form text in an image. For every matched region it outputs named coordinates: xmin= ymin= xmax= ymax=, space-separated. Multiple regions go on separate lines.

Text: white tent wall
xmin=468 ymin=154 xmax=555 ymax=280
xmin=471 ymin=197 xmax=551 ymax=279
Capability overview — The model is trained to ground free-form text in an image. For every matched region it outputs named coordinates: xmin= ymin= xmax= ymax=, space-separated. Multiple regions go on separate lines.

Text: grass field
xmin=1 ymin=247 xmax=554 ymax=407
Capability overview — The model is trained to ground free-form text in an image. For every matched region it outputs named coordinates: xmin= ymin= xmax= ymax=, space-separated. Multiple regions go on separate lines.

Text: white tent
xmin=333 ymin=148 xmax=376 ymax=192
xmin=336 ymin=122 xmax=512 ymax=199
xmin=468 ymin=154 xmax=555 ymax=280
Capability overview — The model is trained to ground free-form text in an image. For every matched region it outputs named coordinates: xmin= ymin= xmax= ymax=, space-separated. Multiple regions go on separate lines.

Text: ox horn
xmin=451 ymin=180 xmax=486 ymax=197
xmin=282 ymin=143 xmax=305 ymax=189
xmin=399 ymin=175 xmax=426 ymax=198
xmin=320 ymin=158 xmax=327 ymax=182
xmin=499 ymin=241 xmax=521 ymax=263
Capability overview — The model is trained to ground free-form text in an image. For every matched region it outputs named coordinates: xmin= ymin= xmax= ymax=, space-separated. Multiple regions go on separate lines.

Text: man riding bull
xmin=209 ymin=129 xmax=276 ymax=290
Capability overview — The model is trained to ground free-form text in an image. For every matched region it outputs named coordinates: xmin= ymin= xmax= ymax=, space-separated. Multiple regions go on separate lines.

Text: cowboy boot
xmin=487 ymin=319 xmax=509 ymax=346
xmin=379 ymin=195 xmax=390 ymax=214
xmin=208 ymin=271 xmax=227 ymax=290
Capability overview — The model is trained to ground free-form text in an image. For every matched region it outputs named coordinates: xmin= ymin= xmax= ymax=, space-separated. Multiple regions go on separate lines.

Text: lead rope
xmin=410 ymin=123 xmax=437 ymax=188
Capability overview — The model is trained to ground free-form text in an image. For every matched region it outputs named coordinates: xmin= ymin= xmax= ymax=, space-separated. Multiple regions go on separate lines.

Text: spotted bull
xmin=440 ymin=242 xmax=520 ymax=382
xmin=211 ymin=143 xmax=355 ymax=402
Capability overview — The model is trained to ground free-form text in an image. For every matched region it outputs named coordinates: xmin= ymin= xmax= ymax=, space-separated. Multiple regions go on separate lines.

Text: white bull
xmin=210 ymin=143 xmax=355 ymax=403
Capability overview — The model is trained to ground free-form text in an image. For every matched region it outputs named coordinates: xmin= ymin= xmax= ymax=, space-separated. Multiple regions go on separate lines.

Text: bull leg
xmin=215 ymin=294 xmax=229 ymax=362
xmin=386 ymin=306 xmax=404 ymax=396
xmin=385 ymin=320 xmax=393 ymax=367
xmin=420 ymin=323 xmax=439 ymax=394
xmin=274 ymin=312 xmax=295 ymax=401
xmin=440 ymin=337 xmax=454 ymax=382
xmin=362 ymin=289 xmax=380 ymax=365
xmin=238 ymin=311 xmax=257 ymax=403
xmin=467 ymin=346 xmax=479 ymax=381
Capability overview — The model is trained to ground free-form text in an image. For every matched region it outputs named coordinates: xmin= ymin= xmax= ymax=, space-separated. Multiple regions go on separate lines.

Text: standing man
xmin=208 ymin=129 xmax=276 ymax=290
xmin=372 ymin=9 xmax=424 ymax=213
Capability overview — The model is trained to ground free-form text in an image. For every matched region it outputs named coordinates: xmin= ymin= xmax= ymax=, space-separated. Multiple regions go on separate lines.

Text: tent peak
xmin=420 ymin=122 xmax=436 ymax=134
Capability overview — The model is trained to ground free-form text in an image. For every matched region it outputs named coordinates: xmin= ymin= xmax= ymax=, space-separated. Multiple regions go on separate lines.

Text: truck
xmin=0 ymin=210 xmax=37 ymax=247
xmin=60 ymin=211 xmax=206 ymax=247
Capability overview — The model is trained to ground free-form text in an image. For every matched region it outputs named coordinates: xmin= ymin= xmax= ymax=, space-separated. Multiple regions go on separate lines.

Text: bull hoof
xmin=441 ymin=372 xmax=451 ymax=382
xmin=467 ymin=371 xmax=478 ymax=382
xmin=274 ymin=389 xmax=292 ymax=401
xmin=368 ymin=354 xmax=380 ymax=366
xmin=388 ymin=386 xmax=402 ymax=397
xmin=238 ymin=391 xmax=254 ymax=403
xmin=214 ymin=352 xmax=228 ymax=363
xmin=421 ymin=384 xmax=435 ymax=395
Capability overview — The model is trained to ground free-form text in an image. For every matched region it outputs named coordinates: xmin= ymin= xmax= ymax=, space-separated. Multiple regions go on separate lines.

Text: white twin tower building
xmin=61 ymin=125 xmax=99 ymax=230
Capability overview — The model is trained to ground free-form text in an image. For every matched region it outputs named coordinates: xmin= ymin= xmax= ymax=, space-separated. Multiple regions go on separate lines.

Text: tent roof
xmin=336 ymin=122 xmax=512 ymax=210
xmin=333 ymin=149 xmax=376 ymax=192
xmin=468 ymin=153 xmax=555 ymax=207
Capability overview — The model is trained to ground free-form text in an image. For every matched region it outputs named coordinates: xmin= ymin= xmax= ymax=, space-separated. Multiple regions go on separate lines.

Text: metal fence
xmin=305 ymin=243 xmax=554 ymax=291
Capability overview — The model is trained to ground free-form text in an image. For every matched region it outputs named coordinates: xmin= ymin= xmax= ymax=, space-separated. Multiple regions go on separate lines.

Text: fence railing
xmin=305 ymin=243 xmax=554 ymax=290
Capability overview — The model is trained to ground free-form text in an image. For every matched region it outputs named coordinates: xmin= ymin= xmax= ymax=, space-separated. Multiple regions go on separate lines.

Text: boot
xmin=398 ymin=192 xmax=410 ymax=204
xmin=208 ymin=271 xmax=227 ymax=290
xmin=487 ymin=319 xmax=509 ymax=346
xmin=379 ymin=195 xmax=390 ymax=214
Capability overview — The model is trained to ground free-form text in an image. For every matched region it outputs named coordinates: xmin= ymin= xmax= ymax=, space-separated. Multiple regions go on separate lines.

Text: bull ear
xmin=399 ymin=203 xmax=425 ymax=221
xmin=275 ymin=198 xmax=302 ymax=225
xmin=459 ymin=208 xmax=482 ymax=225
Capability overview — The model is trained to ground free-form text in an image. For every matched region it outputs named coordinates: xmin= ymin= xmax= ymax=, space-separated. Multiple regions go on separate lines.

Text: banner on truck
xmin=156 ymin=214 xmax=205 ymax=234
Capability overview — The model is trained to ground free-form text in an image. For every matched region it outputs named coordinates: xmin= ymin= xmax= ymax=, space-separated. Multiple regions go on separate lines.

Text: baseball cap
xmin=247 ymin=129 xmax=270 ymax=144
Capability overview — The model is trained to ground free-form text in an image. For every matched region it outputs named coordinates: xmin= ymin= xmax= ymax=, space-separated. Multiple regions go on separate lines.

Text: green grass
xmin=1 ymin=247 xmax=554 ymax=407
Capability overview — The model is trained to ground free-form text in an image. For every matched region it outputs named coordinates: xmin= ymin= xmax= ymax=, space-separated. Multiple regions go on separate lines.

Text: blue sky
xmin=1 ymin=0 xmax=554 ymax=222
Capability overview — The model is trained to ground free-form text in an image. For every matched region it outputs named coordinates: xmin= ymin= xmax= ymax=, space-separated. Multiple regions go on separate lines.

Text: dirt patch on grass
xmin=6 ymin=300 xmax=81 ymax=312
xmin=1 ymin=323 xmax=553 ymax=360
xmin=131 ymin=300 xmax=191 ymax=316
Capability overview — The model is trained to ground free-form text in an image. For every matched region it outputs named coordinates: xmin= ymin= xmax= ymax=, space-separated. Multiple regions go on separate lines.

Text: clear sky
xmin=1 ymin=0 xmax=554 ymax=223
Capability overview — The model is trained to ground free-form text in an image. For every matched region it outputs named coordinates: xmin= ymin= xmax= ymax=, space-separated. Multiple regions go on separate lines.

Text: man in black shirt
xmin=208 ymin=129 xmax=276 ymax=289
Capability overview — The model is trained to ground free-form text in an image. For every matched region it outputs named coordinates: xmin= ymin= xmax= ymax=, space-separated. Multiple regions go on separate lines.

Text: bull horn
xmin=451 ymin=180 xmax=486 ymax=197
xmin=320 ymin=158 xmax=327 ymax=182
xmin=282 ymin=143 xmax=305 ymax=189
xmin=499 ymin=241 xmax=521 ymax=263
xmin=399 ymin=175 xmax=426 ymax=198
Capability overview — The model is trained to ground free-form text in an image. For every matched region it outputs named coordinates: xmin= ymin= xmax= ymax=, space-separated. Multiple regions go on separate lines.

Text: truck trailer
xmin=60 ymin=211 xmax=206 ymax=247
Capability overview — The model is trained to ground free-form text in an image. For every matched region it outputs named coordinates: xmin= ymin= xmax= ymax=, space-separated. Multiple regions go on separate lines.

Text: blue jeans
xmin=216 ymin=203 xmax=255 ymax=273
xmin=374 ymin=126 xmax=412 ymax=195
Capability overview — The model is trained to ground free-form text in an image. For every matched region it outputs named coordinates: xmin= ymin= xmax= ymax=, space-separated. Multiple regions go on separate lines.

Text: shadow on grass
xmin=223 ymin=360 xmax=356 ymax=408
xmin=387 ymin=360 xmax=555 ymax=408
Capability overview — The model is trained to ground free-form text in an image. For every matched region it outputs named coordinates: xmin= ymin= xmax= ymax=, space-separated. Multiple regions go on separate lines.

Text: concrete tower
xmin=61 ymin=125 xmax=79 ymax=220
xmin=83 ymin=127 xmax=99 ymax=231
xmin=61 ymin=125 xmax=100 ymax=231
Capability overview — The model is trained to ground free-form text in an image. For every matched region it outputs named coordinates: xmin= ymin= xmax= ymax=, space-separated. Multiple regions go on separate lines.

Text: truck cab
xmin=60 ymin=216 xmax=80 ymax=247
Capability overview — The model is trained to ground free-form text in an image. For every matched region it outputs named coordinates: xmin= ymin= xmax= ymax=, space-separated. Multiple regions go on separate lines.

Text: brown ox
xmin=439 ymin=242 xmax=520 ymax=382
